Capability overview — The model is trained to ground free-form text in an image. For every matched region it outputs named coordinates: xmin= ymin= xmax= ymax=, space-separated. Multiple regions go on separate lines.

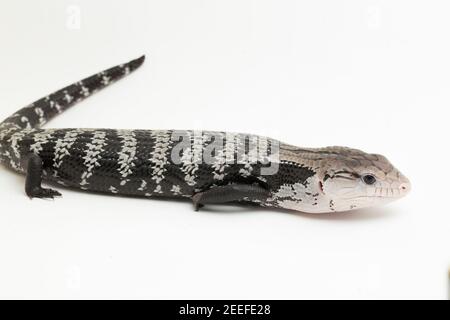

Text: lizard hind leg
xmin=25 ymin=153 xmax=61 ymax=199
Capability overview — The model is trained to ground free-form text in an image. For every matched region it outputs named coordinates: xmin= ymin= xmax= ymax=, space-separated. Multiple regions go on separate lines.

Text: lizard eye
xmin=362 ymin=174 xmax=377 ymax=185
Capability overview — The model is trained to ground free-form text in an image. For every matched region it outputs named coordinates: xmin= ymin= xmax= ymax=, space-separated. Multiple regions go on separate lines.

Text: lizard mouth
xmin=345 ymin=194 xmax=402 ymax=200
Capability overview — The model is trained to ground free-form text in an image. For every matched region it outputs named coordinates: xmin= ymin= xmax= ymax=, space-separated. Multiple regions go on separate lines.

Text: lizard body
xmin=0 ymin=56 xmax=410 ymax=213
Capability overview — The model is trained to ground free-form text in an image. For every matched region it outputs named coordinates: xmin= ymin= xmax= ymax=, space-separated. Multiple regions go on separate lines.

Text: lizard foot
xmin=27 ymin=187 xmax=62 ymax=199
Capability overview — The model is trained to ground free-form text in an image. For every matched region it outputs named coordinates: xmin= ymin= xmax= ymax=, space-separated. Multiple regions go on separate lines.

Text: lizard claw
xmin=29 ymin=187 xmax=62 ymax=199
xmin=192 ymin=193 xmax=204 ymax=211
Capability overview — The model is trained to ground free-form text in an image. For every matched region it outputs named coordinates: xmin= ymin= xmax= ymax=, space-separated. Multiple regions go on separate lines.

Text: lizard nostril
xmin=399 ymin=182 xmax=410 ymax=194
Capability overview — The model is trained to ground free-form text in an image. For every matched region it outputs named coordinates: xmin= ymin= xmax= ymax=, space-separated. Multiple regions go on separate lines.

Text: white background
xmin=0 ymin=0 xmax=448 ymax=299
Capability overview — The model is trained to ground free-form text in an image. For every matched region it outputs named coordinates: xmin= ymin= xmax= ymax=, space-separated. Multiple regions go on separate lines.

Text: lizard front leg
xmin=25 ymin=154 xmax=61 ymax=199
xmin=192 ymin=183 xmax=269 ymax=211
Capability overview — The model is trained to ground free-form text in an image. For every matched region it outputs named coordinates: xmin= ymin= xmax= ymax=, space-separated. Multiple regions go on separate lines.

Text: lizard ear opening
xmin=319 ymin=181 xmax=325 ymax=194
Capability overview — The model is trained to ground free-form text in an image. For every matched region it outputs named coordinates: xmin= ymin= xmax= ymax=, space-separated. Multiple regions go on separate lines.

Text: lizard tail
xmin=0 ymin=55 xmax=145 ymax=132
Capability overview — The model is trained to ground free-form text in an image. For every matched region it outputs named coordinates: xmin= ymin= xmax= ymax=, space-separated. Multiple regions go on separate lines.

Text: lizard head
xmin=318 ymin=146 xmax=411 ymax=212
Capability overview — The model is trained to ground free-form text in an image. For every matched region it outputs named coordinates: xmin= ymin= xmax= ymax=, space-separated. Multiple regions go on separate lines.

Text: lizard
xmin=0 ymin=55 xmax=410 ymax=213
